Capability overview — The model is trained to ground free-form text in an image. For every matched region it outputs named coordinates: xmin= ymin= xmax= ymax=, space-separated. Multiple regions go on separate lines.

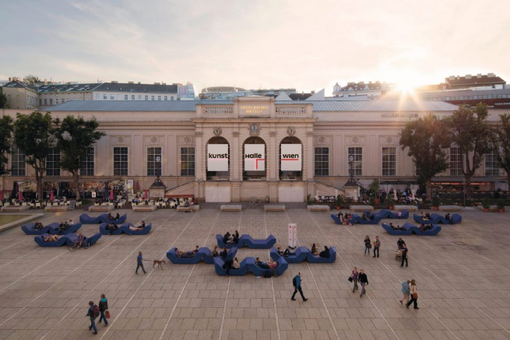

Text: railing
xmin=203 ymin=106 xmax=233 ymax=116
xmin=275 ymin=106 xmax=307 ymax=116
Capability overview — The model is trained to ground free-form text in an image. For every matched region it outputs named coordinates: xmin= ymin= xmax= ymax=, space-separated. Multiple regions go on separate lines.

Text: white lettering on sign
xmin=207 ymin=144 xmax=229 ymax=171
xmin=240 ymin=105 xmax=270 ymax=116
xmin=244 ymin=144 xmax=265 ymax=171
xmin=281 ymin=144 xmax=302 ymax=171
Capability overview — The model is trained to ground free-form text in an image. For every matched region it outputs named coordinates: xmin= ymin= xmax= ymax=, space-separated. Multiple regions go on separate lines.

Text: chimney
xmin=488 ymin=72 xmax=495 ymax=77
xmin=111 ymin=80 xmax=118 ymax=83
xmin=128 ymin=81 xmax=134 ymax=84
xmin=8 ymin=77 xmax=11 ymax=82
xmin=465 ymin=74 xmax=471 ymax=79
xmin=154 ymin=82 xmax=160 ymax=85
xmin=477 ymin=74 xmax=482 ymax=78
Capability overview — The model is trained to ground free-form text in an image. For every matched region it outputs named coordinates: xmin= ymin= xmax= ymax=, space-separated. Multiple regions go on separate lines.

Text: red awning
xmin=166 ymin=194 xmax=194 ymax=198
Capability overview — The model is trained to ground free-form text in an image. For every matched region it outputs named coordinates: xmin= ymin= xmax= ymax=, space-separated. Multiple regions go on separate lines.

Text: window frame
xmin=314 ymin=147 xmax=329 ymax=176
xmin=113 ymin=147 xmax=129 ymax=176
xmin=180 ymin=147 xmax=195 ymax=176
xmin=147 ymin=147 xmax=162 ymax=177
xmin=381 ymin=147 xmax=396 ymax=176
xmin=347 ymin=147 xmax=363 ymax=176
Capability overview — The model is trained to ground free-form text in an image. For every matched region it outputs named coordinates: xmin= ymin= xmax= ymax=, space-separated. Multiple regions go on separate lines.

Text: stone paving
xmin=0 ymin=208 xmax=509 ymax=340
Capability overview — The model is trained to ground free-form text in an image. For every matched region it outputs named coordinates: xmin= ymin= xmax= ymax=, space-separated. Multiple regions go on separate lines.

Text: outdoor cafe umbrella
xmin=110 ymin=188 xmax=114 ymax=200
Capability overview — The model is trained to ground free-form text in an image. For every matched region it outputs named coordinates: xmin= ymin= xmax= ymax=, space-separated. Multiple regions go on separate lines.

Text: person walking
xmin=291 ymin=272 xmax=308 ymax=301
xmin=359 ymin=269 xmax=369 ymax=297
xmin=364 ymin=236 xmax=371 ymax=256
xmin=406 ymin=279 xmax=419 ymax=309
xmin=136 ymin=251 xmax=147 ymax=274
xmin=373 ymin=236 xmax=381 ymax=258
xmin=97 ymin=294 xmax=109 ymax=327
xmin=400 ymin=280 xmax=410 ymax=305
xmin=350 ymin=267 xmax=359 ymax=293
xmin=86 ymin=301 xmax=99 ymax=335
xmin=401 ymin=244 xmax=408 ymax=267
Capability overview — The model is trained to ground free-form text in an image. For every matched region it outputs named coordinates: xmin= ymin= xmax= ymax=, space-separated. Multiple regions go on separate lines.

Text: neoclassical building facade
xmin=0 ymin=97 xmax=507 ymax=202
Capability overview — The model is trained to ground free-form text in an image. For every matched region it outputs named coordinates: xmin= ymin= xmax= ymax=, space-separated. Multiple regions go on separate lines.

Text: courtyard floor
xmin=0 ymin=208 xmax=509 ymax=340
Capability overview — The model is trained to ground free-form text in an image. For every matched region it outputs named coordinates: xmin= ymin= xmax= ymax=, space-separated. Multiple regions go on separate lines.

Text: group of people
xmin=106 ymin=213 xmax=120 ymax=221
xmin=175 ymin=245 xmax=201 ymax=258
xmin=396 ymin=238 xmax=409 ymax=267
xmin=363 ymin=235 xmax=381 ymax=258
xmin=58 ymin=220 xmax=74 ymax=232
xmin=255 ymin=257 xmax=279 ymax=277
xmin=222 ymin=230 xmax=240 ymax=245
xmin=349 ymin=267 xmax=369 ymax=297
xmin=86 ymin=294 xmax=109 ymax=334
xmin=400 ymin=279 xmax=419 ymax=309
xmin=311 ymin=244 xmax=331 ymax=258
xmin=336 ymin=212 xmax=353 ymax=225
xmin=388 ymin=222 xmax=406 ymax=231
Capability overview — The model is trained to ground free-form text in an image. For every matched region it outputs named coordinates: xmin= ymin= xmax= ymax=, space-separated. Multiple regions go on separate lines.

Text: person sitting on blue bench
xmin=220 ymin=248 xmax=228 ymax=258
xmin=211 ymin=246 xmax=219 ymax=257
xmin=390 ymin=223 xmax=405 ymax=231
xmin=445 ymin=213 xmax=451 ymax=221
xmin=105 ymin=223 xmax=118 ymax=233
xmin=42 ymin=234 xmax=60 ymax=242
xmin=419 ymin=224 xmax=432 ymax=232
xmin=107 ymin=213 xmax=114 ymax=221
xmin=223 ymin=232 xmax=231 ymax=245
xmin=255 ymin=257 xmax=279 ymax=277
xmin=232 ymin=257 xmax=240 ymax=269
xmin=277 ymin=247 xmax=295 ymax=257
xmin=361 ymin=213 xmax=368 ymax=220
xmin=59 ymin=221 xmax=71 ymax=233
xmin=233 ymin=230 xmax=240 ymax=244
xmin=34 ymin=221 xmax=44 ymax=230
xmin=319 ymin=246 xmax=330 ymax=258
xmin=175 ymin=248 xmax=195 ymax=258
xmin=129 ymin=221 xmax=146 ymax=231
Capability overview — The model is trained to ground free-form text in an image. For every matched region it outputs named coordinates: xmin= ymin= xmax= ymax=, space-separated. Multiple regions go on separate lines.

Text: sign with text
xmin=239 ymin=105 xmax=270 ymax=116
xmin=207 ymin=144 xmax=229 ymax=171
xmin=281 ymin=144 xmax=302 ymax=171
xmin=244 ymin=144 xmax=265 ymax=171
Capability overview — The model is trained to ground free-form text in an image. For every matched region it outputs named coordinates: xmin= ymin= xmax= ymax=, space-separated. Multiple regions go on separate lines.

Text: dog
xmin=153 ymin=260 xmax=166 ymax=269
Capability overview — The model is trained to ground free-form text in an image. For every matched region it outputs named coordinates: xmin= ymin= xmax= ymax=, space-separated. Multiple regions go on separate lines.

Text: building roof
xmin=46 ymin=99 xmax=458 ymax=112
xmin=95 ymin=82 xmax=178 ymax=93
xmin=37 ymin=83 xmax=102 ymax=93
xmin=2 ymin=80 xmax=38 ymax=92
xmin=289 ymin=93 xmax=313 ymax=101
xmin=446 ymin=74 xmax=506 ymax=88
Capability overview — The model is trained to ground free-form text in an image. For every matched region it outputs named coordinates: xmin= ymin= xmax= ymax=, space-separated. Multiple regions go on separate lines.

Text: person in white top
xmin=406 ymin=279 xmax=419 ymax=309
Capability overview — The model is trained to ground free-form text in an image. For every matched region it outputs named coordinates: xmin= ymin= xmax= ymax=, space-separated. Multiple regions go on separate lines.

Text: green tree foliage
xmin=22 ymin=75 xmax=41 ymax=85
xmin=0 ymin=88 xmax=8 ymax=108
xmin=0 ymin=115 xmax=14 ymax=175
xmin=491 ymin=113 xmax=510 ymax=189
xmin=55 ymin=115 xmax=106 ymax=199
xmin=447 ymin=103 xmax=492 ymax=199
xmin=13 ymin=111 xmax=54 ymax=199
xmin=400 ymin=114 xmax=450 ymax=200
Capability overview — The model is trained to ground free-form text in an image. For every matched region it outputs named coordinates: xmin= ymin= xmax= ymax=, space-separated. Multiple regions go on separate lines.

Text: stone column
xmin=232 ymin=131 xmax=240 ymax=181
xmin=303 ymin=131 xmax=314 ymax=181
xmin=194 ymin=131 xmax=204 ymax=181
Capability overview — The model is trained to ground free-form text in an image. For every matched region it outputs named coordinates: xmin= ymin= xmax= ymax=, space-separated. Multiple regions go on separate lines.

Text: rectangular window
xmin=382 ymin=147 xmax=396 ymax=176
xmin=180 ymin=147 xmax=195 ymax=176
xmin=138 ymin=95 xmax=142 ymax=100
xmin=49 ymin=99 xmax=53 ymax=105
xmin=485 ymin=152 xmax=501 ymax=176
xmin=46 ymin=149 xmax=60 ymax=176
xmin=95 ymin=94 xmax=100 ymax=99
xmin=11 ymin=146 xmax=26 ymax=176
xmin=450 ymin=147 xmax=462 ymax=176
xmin=44 ymin=99 xmax=47 ymax=105
xmin=164 ymin=96 xmax=168 ymax=101
xmin=113 ymin=147 xmax=128 ymax=176
xmin=158 ymin=95 xmax=161 ymax=100
xmin=145 ymin=95 xmax=148 ymax=100
xmin=55 ymin=98 xmax=59 ymax=104
xmin=103 ymin=94 xmax=107 ymax=100
xmin=80 ymin=147 xmax=95 ymax=176
xmin=147 ymin=147 xmax=162 ymax=176
xmin=39 ymin=99 xmax=42 ymax=105
xmin=348 ymin=147 xmax=363 ymax=176
xmin=314 ymin=147 xmax=329 ymax=176
xmin=110 ymin=95 xmax=114 ymax=100
xmin=131 ymin=95 xmax=135 ymax=100
xmin=124 ymin=95 xmax=128 ymax=100
xmin=151 ymin=95 xmax=155 ymax=100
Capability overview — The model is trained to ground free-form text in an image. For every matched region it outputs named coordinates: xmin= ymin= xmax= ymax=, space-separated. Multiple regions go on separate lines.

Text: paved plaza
xmin=0 ymin=208 xmax=509 ymax=340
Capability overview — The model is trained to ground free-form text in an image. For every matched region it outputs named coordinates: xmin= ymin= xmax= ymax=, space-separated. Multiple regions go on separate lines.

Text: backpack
xmin=91 ymin=305 xmax=100 ymax=319
xmin=292 ymin=276 xmax=297 ymax=287
xmin=263 ymin=271 xmax=271 ymax=278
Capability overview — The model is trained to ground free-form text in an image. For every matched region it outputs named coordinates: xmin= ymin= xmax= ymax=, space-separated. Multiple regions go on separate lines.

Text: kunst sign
xmin=244 ymin=144 xmax=265 ymax=171
xmin=207 ymin=144 xmax=229 ymax=171
xmin=280 ymin=144 xmax=302 ymax=171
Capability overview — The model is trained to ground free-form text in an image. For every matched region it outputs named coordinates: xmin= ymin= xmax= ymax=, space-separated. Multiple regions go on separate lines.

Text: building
xmin=1 ymin=97 xmax=507 ymax=202
xmin=38 ymin=83 xmax=101 ymax=109
xmin=2 ymin=80 xmax=39 ymax=109
xmin=333 ymin=81 xmax=394 ymax=98
xmin=200 ymin=87 xmax=296 ymax=100
xmin=445 ymin=73 xmax=505 ymax=89
xmin=93 ymin=82 xmax=179 ymax=101
xmin=178 ymin=82 xmax=196 ymax=100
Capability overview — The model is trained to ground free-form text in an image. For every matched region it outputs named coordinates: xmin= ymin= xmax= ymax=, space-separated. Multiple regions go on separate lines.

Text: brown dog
xmin=153 ymin=260 xmax=166 ymax=269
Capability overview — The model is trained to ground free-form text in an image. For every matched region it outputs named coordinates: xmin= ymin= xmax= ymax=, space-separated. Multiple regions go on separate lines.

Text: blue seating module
xmin=216 ymin=234 xmax=276 ymax=249
xmin=65 ymin=233 xmax=102 ymax=247
xmin=34 ymin=234 xmax=69 ymax=247
xmin=48 ymin=223 xmax=82 ymax=235
xmin=382 ymin=222 xmax=441 ymax=235
xmin=80 ymin=213 xmax=127 ymax=224
xmin=22 ymin=222 xmax=59 ymax=235
xmin=213 ymin=256 xmax=288 ymax=276
xmin=381 ymin=223 xmax=413 ymax=235
xmin=270 ymin=247 xmax=309 ymax=263
xmin=100 ymin=222 xmax=152 ymax=235
xmin=166 ymin=247 xmax=237 ymax=264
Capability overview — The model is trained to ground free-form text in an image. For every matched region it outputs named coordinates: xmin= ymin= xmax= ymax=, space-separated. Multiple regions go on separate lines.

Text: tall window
xmin=314 ymin=147 xmax=329 ymax=176
xmin=113 ymin=147 xmax=128 ymax=176
xmin=485 ymin=152 xmax=501 ymax=176
xmin=11 ymin=146 xmax=25 ymax=176
xmin=181 ymin=147 xmax=195 ymax=176
xmin=382 ymin=147 xmax=396 ymax=176
xmin=450 ymin=147 xmax=462 ymax=176
xmin=147 ymin=147 xmax=162 ymax=176
xmin=46 ymin=149 xmax=60 ymax=176
xmin=103 ymin=94 xmax=107 ymax=100
xmin=131 ymin=95 xmax=135 ymax=100
xmin=80 ymin=147 xmax=94 ymax=176
xmin=151 ymin=95 xmax=155 ymax=100
xmin=145 ymin=95 xmax=148 ymax=100
xmin=124 ymin=95 xmax=128 ymax=100
xmin=348 ymin=147 xmax=362 ymax=176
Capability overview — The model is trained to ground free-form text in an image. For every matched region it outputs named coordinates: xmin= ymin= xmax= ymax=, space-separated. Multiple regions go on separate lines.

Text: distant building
xmin=178 ymin=82 xmax=196 ymax=100
xmin=93 ymin=82 xmax=178 ymax=101
xmin=2 ymin=80 xmax=39 ymax=109
xmin=445 ymin=73 xmax=505 ymax=89
xmin=38 ymin=83 xmax=101 ymax=109
xmin=333 ymin=81 xmax=394 ymax=98
xmin=200 ymin=86 xmax=296 ymax=100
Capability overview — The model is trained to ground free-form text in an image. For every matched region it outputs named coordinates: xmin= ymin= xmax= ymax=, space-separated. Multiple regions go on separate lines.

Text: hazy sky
xmin=1 ymin=0 xmax=509 ymax=94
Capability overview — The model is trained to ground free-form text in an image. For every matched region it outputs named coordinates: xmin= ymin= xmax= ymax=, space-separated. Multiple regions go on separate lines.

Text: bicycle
xmin=68 ymin=239 xmax=89 ymax=252
xmin=247 ymin=197 xmax=261 ymax=209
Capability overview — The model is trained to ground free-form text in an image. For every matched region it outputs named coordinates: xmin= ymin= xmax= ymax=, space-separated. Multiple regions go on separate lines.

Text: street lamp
xmin=346 ymin=154 xmax=356 ymax=186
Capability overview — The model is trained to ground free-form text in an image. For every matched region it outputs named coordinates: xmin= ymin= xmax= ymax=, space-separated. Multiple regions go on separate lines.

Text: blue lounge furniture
xmin=348 ymin=214 xmax=382 ymax=225
xmin=450 ymin=214 xmax=462 ymax=224
xmin=270 ymin=247 xmax=309 ymax=263
xmin=368 ymin=209 xmax=410 ymax=220
xmin=100 ymin=222 xmax=152 ymax=235
xmin=99 ymin=222 xmax=123 ymax=235
xmin=410 ymin=223 xmax=442 ymax=236
xmin=330 ymin=214 xmax=343 ymax=225
xmin=22 ymin=222 xmax=59 ymax=235
xmin=80 ymin=213 xmax=127 ymax=224
xmin=216 ymin=234 xmax=276 ymax=249
xmin=381 ymin=223 xmax=413 ymax=235
xmin=250 ymin=257 xmax=288 ymax=276
xmin=431 ymin=213 xmax=462 ymax=224
xmin=34 ymin=234 xmax=69 ymax=247
xmin=413 ymin=214 xmax=440 ymax=224
xmin=305 ymin=246 xmax=337 ymax=263
xmin=200 ymin=247 xmax=237 ymax=264
xmin=65 ymin=233 xmax=102 ymax=247
xmin=166 ymin=247 xmax=237 ymax=264
xmin=213 ymin=256 xmax=288 ymax=277
xmin=48 ymin=223 xmax=82 ymax=235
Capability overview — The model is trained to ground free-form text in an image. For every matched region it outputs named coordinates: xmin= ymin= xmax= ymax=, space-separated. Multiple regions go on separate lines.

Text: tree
xmin=447 ymin=103 xmax=492 ymax=199
xmin=0 ymin=87 xmax=8 ymax=108
xmin=491 ymin=113 xmax=510 ymax=190
xmin=13 ymin=111 xmax=54 ymax=200
xmin=0 ymin=115 xmax=14 ymax=175
xmin=400 ymin=114 xmax=451 ymax=200
xmin=55 ymin=115 xmax=106 ymax=199
xmin=23 ymin=75 xmax=41 ymax=85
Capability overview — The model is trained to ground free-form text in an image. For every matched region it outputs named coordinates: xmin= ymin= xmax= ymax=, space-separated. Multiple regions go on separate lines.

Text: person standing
xmin=86 ymin=301 xmax=99 ymax=335
xmin=401 ymin=244 xmax=408 ymax=267
xmin=400 ymin=280 xmax=410 ymax=305
xmin=291 ymin=272 xmax=308 ymax=301
xmin=98 ymin=294 xmax=109 ymax=327
xmin=350 ymin=267 xmax=359 ymax=293
xmin=406 ymin=279 xmax=419 ymax=309
xmin=364 ymin=236 xmax=371 ymax=256
xmin=373 ymin=236 xmax=381 ymax=258
xmin=136 ymin=251 xmax=147 ymax=274
xmin=359 ymin=269 xmax=369 ymax=297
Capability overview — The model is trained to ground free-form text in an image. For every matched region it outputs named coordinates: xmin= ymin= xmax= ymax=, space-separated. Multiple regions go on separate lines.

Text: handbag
xmin=412 ymin=293 xmax=418 ymax=299
xmin=105 ymin=311 xmax=111 ymax=319
xmin=348 ymin=276 xmax=353 ymax=282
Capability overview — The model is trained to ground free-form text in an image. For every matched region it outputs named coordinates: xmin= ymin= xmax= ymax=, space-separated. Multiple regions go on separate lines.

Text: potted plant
xmin=482 ymin=198 xmax=491 ymax=213
xmin=387 ymin=196 xmax=395 ymax=210
xmin=336 ymin=195 xmax=343 ymax=210
xmin=432 ymin=195 xmax=441 ymax=211
xmin=369 ymin=196 xmax=376 ymax=207
xmin=497 ymin=199 xmax=505 ymax=213
xmin=369 ymin=179 xmax=380 ymax=205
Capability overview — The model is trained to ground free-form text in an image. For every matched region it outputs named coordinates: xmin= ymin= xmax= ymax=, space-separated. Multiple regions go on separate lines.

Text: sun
xmin=394 ymin=78 xmax=417 ymax=95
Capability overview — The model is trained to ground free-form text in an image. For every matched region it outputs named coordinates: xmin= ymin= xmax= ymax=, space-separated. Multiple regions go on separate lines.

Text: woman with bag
xmin=350 ymin=267 xmax=359 ymax=293
xmin=364 ymin=236 xmax=371 ymax=256
xmin=400 ymin=280 xmax=410 ymax=305
xmin=98 ymin=294 xmax=109 ymax=326
xmin=406 ymin=280 xmax=419 ymax=309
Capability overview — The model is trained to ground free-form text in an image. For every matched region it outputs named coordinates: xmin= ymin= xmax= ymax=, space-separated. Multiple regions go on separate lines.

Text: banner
xmin=207 ymin=144 xmax=229 ymax=171
xmin=281 ymin=144 xmax=302 ymax=171
xmin=288 ymin=223 xmax=297 ymax=248
xmin=244 ymin=144 xmax=265 ymax=171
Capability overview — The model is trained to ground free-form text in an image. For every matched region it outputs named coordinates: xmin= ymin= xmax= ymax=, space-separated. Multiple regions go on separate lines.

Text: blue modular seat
xmin=65 ymin=233 xmax=102 ymax=247
xmin=270 ymin=247 xmax=309 ymax=263
xmin=348 ymin=214 xmax=382 ymax=225
xmin=381 ymin=223 xmax=413 ymax=235
xmin=431 ymin=213 xmax=462 ymax=224
xmin=166 ymin=247 xmax=237 ymax=264
xmin=250 ymin=257 xmax=288 ymax=276
xmin=410 ymin=223 xmax=442 ymax=236
xmin=305 ymin=246 xmax=337 ymax=263
xmin=48 ymin=223 xmax=82 ymax=235
xmin=22 ymin=222 xmax=59 ymax=235
xmin=330 ymin=214 xmax=343 ymax=225
xmin=80 ymin=213 xmax=127 ymax=224
xmin=214 ymin=257 xmax=251 ymax=276
xmin=201 ymin=247 xmax=237 ymax=264
xmin=34 ymin=234 xmax=69 ymax=247
xmin=102 ymin=214 xmax=127 ymax=224
xmin=450 ymin=214 xmax=462 ymax=224
xmin=216 ymin=234 xmax=276 ymax=249
xmin=99 ymin=222 xmax=124 ymax=235
xmin=123 ymin=223 xmax=152 ymax=235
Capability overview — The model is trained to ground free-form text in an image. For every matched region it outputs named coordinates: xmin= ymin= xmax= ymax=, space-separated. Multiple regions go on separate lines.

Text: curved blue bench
xmin=450 ymin=214 xmax=462 ymax=224
xmin=99 ymin=222 xmax=124 ymax=235
xmin=65 ymin=233 xmax=102 ymax=247
xmin=214 ymin=256 xmax=288 ymax=276
xmin=100 ymin=222 xmax=151 ymax=235
xmin=305 ymin=246 xmax=337 ymax=263
xmin=22 ymin=222 xmax=59 ymax=235
xmin=167 ymin=247 xmax=237 ymax=264
xmin=349 ymin=214 xmax=382 ymax=225
xmin=34 ymin=234 xmax=69 ymax=247
xmin=409 ymin=223 xmax=442 ymax=235
xmin=250 ymin=257 xmax=288 ymax=276
xmin=413 ymin=214 xmax=441 ymax=225
xmin=80 ymin=213 xmax=127 ymax=224
xmin=48 ymin=223 xmax=82 ymax=235
xmin=216 ymin=234 xmax=276 ymax=249
xmin=201 ymin=247 xmax=237 ymax=264
xmin=270 ymin=247 xmax=309 ymax=263
xmin=381 ymin=223 xmax=413 ymax=235
xmin=330 ymin=214 xmax=343 ymax=225
xmin=431 ymin=213 xmax=462 ymax=224
xmin=369 ymin=209 xmax=410 ymax=220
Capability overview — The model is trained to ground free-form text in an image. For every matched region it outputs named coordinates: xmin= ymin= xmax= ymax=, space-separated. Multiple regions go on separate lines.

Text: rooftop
xmin=95 ymin=82 xmax=178 ymax=93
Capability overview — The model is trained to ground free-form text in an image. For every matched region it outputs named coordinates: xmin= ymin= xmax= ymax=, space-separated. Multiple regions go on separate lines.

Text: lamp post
xmin=346 ymin=154 xmax=356 ymax=186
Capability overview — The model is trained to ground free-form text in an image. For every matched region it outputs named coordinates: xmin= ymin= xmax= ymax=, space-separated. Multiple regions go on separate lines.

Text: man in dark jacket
xmin=291 ymin=272 xmax=308 ymax=301
xmin=86 ymin=301 xmax=99 ymax=334
xmin=401 ymin=244 xmax=408 ymax=267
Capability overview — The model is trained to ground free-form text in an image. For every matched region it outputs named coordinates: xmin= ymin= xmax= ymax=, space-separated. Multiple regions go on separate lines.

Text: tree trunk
xmin=464 ymin=175 xmax=472 ymax=200
xmin=73 ymin=172 xmax=80 ymax=200
xmin=35 ymin=170 xmax=43 ymax=201
xmin=425 ymin=178 xmax=432 ymax=201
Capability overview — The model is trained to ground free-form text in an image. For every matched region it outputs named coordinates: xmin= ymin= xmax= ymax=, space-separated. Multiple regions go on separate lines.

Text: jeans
xmin=136 ymin=263 xmax=146 ymax=274
xmin=352 ymin=279 xmax=358 ymax=292
xmin=360 ymin=282 xmax=366 ymax=296
xmin=98 ymin=310 xmax=108 ymax=325
xmin=292 ymin=286 xmax=306 ymax=300
xmin=373 ymin=247 xmax=379 ymax=258
xmin=407 ymin=295 xmax=418 ymax=309
xmin=401 ymin=257 xmax=408 ymax=267
xmin=364 ymin=246 xmax=370 ymax=255
xmin=89 ymin=317 xmax=98 ymax=333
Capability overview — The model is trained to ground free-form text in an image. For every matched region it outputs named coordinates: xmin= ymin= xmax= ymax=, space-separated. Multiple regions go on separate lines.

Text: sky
xmin=1 ymin=0 xmax=510 ymax=94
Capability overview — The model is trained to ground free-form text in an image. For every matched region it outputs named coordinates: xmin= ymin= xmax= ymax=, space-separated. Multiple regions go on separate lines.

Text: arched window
xmin=206 ymin=136 xmax=230 ymax=180
xmin=243 ymin=137 xmax=266 ymax=180
xmin=279 ymin=136 xmax=302 ymax=180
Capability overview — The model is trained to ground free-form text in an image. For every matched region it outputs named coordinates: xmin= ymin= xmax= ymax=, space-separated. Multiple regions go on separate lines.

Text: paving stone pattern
xmin=0 ymin=208 xmax=509 ymax=340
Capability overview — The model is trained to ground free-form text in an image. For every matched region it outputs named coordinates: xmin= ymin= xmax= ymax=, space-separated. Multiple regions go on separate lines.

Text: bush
xmin=432 ymin=195 xmax=441 ymax=207
xmin=497 ymin=199 xmax=505 ymax=209
xmin=482 ymin=198 xmax=491 ymax=209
